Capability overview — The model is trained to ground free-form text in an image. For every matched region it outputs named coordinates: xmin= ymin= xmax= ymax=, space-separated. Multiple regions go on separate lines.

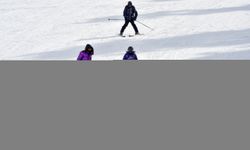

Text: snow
xmin=0 ymin=0 xmax=250 ymax=60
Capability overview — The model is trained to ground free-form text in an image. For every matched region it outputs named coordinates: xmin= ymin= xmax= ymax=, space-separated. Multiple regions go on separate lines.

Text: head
xmin=85 ymin=44 xmax=94 ymax=55
xmin=127 ymin=46 xmax=134 ymax=52
xmin=128 ymin=1 xmax=132 ymax=6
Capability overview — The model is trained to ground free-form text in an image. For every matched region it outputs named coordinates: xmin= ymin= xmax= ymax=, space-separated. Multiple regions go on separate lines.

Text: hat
xmin=128 ymin=46 xmax=134 ymax=51
xmin=85 ymin=44 xmax=94 ymax=55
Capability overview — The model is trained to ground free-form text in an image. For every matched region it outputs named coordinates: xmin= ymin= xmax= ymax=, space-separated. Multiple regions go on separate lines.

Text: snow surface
xmin=1 ymin=0 xmax=250 ymax=60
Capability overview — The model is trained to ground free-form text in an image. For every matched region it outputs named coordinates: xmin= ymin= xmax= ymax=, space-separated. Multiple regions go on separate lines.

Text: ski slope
xmin=1 ymin=0 xmax=250 ymax=60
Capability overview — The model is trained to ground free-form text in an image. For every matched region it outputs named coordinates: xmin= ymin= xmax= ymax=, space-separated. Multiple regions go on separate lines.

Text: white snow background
xmin=0 ymin=0 xmax=250 ymax=60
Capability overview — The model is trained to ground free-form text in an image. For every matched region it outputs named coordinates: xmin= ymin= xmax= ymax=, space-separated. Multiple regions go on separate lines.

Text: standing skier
xmin=123 ymin=46 xmax=138 ymax=60
xmin=77 ymin=44 xmax=94 ymax=61
xmin=120 ymin=1 xmax=139 ymax=36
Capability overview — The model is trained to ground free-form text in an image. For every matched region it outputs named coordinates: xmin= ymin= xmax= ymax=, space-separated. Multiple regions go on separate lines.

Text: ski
xmin=119 ymin=33 xmax=144 ymax=38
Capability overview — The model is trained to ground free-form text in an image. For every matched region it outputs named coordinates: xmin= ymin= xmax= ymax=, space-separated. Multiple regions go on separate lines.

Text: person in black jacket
xmin=120 ymin=1 xmax=139 ymax=36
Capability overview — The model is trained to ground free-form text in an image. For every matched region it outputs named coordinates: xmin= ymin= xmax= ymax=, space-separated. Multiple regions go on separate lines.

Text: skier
xmin=77 ymin=44 xmax=94 ymax=61
xmin=123 ymin=46 xmax=138 ymax=60
xmin=120 ymin=1 xmax=139 ymax=36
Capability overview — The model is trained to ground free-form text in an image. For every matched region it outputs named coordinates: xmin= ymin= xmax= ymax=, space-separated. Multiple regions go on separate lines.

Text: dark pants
xmin=120 ymin=20 xmax=139 ymax=34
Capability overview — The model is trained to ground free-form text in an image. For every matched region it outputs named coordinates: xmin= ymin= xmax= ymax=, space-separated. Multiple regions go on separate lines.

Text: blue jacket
xmin=123 ymin=51 xmax=138 ymax=60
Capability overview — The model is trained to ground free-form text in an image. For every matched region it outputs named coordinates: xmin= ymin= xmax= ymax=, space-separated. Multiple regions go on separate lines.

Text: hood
xmin=127 ymin=50 xmax=135 ymax=54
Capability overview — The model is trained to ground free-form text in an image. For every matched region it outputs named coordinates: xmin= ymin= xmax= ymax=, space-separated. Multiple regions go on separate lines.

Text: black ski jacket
xmin=123 ymin=5 xmax=138 ymax=21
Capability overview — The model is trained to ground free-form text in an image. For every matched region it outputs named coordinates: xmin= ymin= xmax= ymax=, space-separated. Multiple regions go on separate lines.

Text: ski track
xmin=0 ymin=0 xmax=250 ymax=60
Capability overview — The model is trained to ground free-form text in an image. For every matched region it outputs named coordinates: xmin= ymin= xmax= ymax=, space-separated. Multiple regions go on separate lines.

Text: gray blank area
xmin=0 ymin=61 xmax=249 ymax=150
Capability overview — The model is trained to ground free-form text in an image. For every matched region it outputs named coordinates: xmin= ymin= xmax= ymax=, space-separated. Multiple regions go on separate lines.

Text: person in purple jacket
xmin=123 ymin=46 xmax=138 ymax=60
xmin=77 ymin=44 xmax=94 ymax=61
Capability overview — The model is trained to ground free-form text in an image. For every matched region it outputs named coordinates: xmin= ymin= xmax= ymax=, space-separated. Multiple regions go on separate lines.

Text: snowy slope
xmin=1 ymin=0 xmax=250 ymax=60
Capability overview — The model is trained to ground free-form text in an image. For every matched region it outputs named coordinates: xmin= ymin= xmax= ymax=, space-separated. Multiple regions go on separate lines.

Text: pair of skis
xmin=119 ymin=33 xmax=144 ymax=38
xmin=80 ymin=33 xmax=144 ymax=41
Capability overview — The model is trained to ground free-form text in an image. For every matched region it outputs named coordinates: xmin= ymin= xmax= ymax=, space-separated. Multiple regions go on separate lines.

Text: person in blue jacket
xmin=123 ymin=46 xmax=138 ymax=60
xmin=120 ymin=1 xmax=139 ymax=36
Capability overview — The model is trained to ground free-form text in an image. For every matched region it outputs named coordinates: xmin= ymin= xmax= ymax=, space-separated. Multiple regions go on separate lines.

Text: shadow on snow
xmin=19 ymin=28 xmax=250 ymax=60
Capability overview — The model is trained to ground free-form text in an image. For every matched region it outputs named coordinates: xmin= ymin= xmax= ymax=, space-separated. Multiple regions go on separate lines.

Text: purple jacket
xmin=77 ymin=51 xmax=92 ymax=61
xmin=123 ymin=51 xmax=138 ymax=60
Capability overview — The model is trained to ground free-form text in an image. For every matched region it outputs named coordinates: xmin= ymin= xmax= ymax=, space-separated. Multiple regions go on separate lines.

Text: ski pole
xmin=108 ymin=18 xmax=124 ymax=21
xmin=136 ymin=20 xmax=154 ymax=31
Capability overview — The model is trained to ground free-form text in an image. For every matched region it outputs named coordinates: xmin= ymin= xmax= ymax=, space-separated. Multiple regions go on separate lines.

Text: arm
xmin=77 ymin=52 xmax=83 ymax=61
xmin=134 ymin=10 xmax=138 ymax=20
xmin=123 ymin=54 xmax=127 ymax=60
xmin=134 ymin=54 xmax=138 ymax=60
xmin=133 ymin=7 xmax=138 ymax=20
xmin=123 ymin=7 xmax=128 ymax=19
